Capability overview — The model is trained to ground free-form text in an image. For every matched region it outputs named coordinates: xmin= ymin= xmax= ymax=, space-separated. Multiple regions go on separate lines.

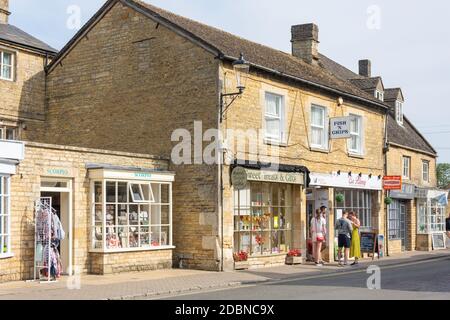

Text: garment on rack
xmin=52 ymin=214 xmax=65 ymax=241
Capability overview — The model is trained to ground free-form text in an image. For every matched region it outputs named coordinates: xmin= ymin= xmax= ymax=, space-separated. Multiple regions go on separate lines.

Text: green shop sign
xmin=46 ymin=168 xmax=70 ymax=176
xmin=233 ymin=167 xmax=304 ymax=186
xmin=134 ymin=172 xmax=152 ymax=179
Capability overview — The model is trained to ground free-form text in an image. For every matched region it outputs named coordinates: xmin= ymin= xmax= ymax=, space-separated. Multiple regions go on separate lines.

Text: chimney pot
xmin=0 ymin=0 xmax=10 ymax=24
xmin=291 ymin=23 xmax=319 ymax=64
xmin=359 ymin=59 xmax=372 ymax=77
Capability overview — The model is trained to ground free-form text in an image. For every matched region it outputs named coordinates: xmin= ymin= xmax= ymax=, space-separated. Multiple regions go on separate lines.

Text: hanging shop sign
xmin=309 ymin=172 xmax=382 ymax=191
xmin=329 ymin=116 xmax=352 ymax=139
xmin=389 ymin=183 xmax=415 ymax=200
xmin=233 ymin=167 xmax=304 ymax=186
xmin=231 ymin=166 xmax=248 ymax=190
xmin=382 ymin=176 xmax=402 ymax=190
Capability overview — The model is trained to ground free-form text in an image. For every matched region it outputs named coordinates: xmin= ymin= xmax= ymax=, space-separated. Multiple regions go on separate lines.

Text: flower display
xmin=287 ymin=249 xmax=301 ymax=257
xmin=233 ymin=251 xmax=249 ymax=262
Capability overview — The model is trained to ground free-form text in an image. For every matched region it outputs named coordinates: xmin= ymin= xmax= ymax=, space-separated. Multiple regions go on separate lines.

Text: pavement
xmin=0 ymin=250 xmax=448 ymax=300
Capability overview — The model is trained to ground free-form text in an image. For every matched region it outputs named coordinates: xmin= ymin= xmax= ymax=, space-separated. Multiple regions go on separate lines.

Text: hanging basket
xmin=335 ymin=193 xmax=344 ymax=203
xmin=384 ymin=197 xmax=393 ymax=205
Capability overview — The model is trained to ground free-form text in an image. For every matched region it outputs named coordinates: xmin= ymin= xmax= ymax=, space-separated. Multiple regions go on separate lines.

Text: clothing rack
xmin=33 ymin=197 xmax=64 ymax=282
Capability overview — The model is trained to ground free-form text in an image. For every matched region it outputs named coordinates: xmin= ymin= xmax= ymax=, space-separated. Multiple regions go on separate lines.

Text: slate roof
xmin=349 ymin=77 xmax=383 ymax=91
xmin=384 ymin=88 xmax=403 ymax=102
xmin=0 ymin=23 xmax=57 ymax=54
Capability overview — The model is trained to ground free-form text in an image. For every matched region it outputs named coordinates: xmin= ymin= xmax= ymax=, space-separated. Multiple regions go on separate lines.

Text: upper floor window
xmin=264 ymin=92 xmax=285 ymax=143
xmin=0 ymin=125 xmax=18 ymax=141
xmin=396 ymin=101 xmax=404 ymax=125
xmin=402 ymin=156 xmax=411 ymax=180
xmin=348 ymin=115 xmax=363 ymax=155
xmin=422 ymin=160 xmax=430 ymax=182
xmin=0 ymin=51 xmax=13 ymax=81
xmin=310 ymin=105 xmax=328 ymax=150
xmin=375 ymin=90 xmax=384 ymax=102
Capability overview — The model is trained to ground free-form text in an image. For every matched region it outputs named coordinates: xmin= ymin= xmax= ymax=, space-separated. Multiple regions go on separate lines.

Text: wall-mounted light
xmin=359 ymin=173 xmax=362 ymax=177
xmin=348 ymin=171 xmax=352 ymax=177
xmin=369 ymin=174 xmax=372 ymax=179
xmin=378 ymin=175 xmax=382 ymax=180
xmin=337 ymin=97 xmax=344 ymax=106
xmin=220 ymin=53 xmax=250 ymax=122
xmin=337 ymin=170 xmax=341 ymax=176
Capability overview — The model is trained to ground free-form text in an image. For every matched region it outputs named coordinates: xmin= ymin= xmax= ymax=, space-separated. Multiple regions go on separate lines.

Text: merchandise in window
xmin=233 ymin=182 xmax=298 ymax=256
xmin=92 ymin=180 xmax=171 ymax=251
xmin=0 ymin=176 xmax=11 ymax=257
xmin=417 ymin=200 xmax=446 ymax=234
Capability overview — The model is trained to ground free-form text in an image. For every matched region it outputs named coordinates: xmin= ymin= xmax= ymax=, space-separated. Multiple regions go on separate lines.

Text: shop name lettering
xmin=47 ymin=169 xmax=69 ymax=176
xmin=247 ymin=172 xmax=298 ymax=183
xmin=348 ymin=176 xmax=367 ymax=186
xmin=331 ymin=120 xmax=349 ymax=135
xmin=134 ymin=172 xmax=152 ymax=178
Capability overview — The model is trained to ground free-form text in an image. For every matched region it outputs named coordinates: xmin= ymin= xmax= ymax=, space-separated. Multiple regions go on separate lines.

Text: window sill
xmin=0 ymin=253 xmax=14 ymax=259
xmin=89 ymin=245 xmax=175 ymax=254
xmin=310 ymin=146 xmax=329 ymax=154
xmin=348 ymin=152 xmax=365 ymax=159
xmin=264 ymin=138 xmax=287 ymax=147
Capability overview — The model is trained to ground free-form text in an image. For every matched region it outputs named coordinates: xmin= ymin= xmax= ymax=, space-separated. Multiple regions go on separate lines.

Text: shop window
xmin=233 ymin=182 xmax=299 ymax=256
xmin=417 ymin=200 xmax=446 ymax=234
xmin=92 ymin=180 xmax=171 ymax=251
xmin=0 ymin=51 xmax=14 ymax=81
xmin=0 ymin=176 xmax=11 ymax=257
xmin=310 ymin=105 xmax=328 ymax=150
xmin=334 ymin=189 xmax=373 ymax=229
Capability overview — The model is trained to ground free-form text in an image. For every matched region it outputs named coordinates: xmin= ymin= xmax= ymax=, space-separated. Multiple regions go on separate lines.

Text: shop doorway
xmin=400 ymin=203 xmax=407 ymax=251
xmin=40 ymin=179 xmax=72 ymax=275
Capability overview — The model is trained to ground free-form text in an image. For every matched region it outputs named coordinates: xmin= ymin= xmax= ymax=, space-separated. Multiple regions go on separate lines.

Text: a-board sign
xmin=360 ymin=231 xmax=378 ymax=260
xmin=432 ymin=233 xmax=446 ymax=250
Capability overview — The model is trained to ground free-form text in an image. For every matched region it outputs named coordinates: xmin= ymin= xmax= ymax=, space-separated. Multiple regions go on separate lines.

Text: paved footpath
xmin=0 ymin=250 xmax=448 ymax=300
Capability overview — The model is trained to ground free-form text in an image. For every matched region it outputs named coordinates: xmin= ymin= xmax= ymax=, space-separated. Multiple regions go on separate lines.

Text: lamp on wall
xmin=337 ymin=170 xmax=341 ymax=176
xmin=220 ymin=53 xmax=250 ymax=122
xmin=348 ymin=171 xmax=352 ymax=177
xmin=369 ymin=174 xmax=373 ymax=179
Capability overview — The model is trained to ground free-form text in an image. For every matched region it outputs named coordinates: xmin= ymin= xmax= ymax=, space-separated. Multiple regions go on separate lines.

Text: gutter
xmin=388 ymin=142 xmax=437 ymax=158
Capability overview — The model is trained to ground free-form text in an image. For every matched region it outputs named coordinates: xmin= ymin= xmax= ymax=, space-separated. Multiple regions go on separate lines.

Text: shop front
xmin=415 ymin=188 xmax=447 ymax=251
xmin=308 ymin=172 xmax=383 ymax=261
xmin=387 ymin=184 xmax=415 ymax=253
xmin=231 ymin=165 xmax=305 ymax=269
xmin=0 ymin=142 xmax=174 ymax=282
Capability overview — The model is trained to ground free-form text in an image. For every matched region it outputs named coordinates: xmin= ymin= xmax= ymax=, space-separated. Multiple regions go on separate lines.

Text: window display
xmin=417 ymin=199 xmax=446 ymax=234
xmin=92 ymin=180 xmax=171 ymax=251
xmin=234 ymin=182 xmax=297 ymax=256
xmin=334 ymin=189 xmax=373 ymax=229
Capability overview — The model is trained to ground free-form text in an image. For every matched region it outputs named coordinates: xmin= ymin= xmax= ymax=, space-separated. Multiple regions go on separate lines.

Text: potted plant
xmin=285 ymin=249 xmax=302 ymax=265
xmin=335 ymin=193 xmax=344 ymax=203
xmin=384 ymin=196 xmax=393 ymax=205
xmin=233 ymin=251 xmax=249 ymax=270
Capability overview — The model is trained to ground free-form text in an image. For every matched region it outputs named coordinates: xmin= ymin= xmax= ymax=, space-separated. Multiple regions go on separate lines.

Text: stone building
xmin=0 ymin=0 xmax=444 ymax=281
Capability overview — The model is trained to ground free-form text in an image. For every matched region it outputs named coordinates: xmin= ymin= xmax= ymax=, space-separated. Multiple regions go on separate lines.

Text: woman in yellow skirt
xmin=349 ymin=211 xmax=362 ymax=265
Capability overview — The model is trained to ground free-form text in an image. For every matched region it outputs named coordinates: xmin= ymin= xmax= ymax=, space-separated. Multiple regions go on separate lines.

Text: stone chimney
xmin=291 ymin=23 xmax=320 ymax=65
xmin=359 ymin=59 xmax=372 ymax=78
xmin=0 ymin=0 xmax=10 ymax=24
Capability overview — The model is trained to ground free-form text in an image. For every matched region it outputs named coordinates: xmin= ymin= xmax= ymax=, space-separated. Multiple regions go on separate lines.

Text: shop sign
xmin=309 ymin=172 xmax=382 ymax=191
xmin=389 ymin=183 xmax=415 ymax=200
xmin=236 ymin=168 xmax=304 ymax=185
xmin=382 ymin=176 xmax=402 ymax=190
xmin=134 ymin=172 xmax=152 ymax=179
xmin=330 ymin=117 xmax=352 ymax=139
xmin=43 ymin=167 xmax=72 ymax=177
xmin=231 ymin=167 xmax=248 ymax=190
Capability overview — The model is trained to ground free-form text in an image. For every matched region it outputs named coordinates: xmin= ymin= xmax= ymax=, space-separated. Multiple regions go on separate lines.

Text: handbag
xmin=316 ymin=233 xmax=325 ymax=242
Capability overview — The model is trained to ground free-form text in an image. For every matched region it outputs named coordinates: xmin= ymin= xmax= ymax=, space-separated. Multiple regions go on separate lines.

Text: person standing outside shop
xmin=349 ymin=211 xmax=362 ymax=265
xmin=335 ymin=211 xmax=353 ymax=266
xmin=311 ymin=209 xmax=326 ymax=266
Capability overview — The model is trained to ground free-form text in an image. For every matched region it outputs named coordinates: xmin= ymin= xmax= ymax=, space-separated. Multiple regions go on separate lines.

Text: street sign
xmin=330 ymin=116 xmax=352 ymax=139
xmin=383 ymin=176 xmax=402 ymax=190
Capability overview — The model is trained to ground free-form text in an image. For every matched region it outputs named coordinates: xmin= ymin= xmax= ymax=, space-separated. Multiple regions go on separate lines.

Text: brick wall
xmin=0 ymin=142 xmax=170 ymax=282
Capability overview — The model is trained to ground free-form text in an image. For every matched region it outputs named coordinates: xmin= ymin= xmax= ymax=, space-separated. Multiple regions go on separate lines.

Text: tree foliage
xmin=437 ymin=163 xmax=450 ymax=188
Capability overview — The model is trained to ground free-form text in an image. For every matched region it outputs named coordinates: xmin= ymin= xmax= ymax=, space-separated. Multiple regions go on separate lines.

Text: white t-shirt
xmin=311 ymin=216 xmax=326 ymax=241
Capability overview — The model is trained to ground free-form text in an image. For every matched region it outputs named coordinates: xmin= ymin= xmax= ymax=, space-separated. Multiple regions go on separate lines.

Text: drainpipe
xmin=383 ymin=111 xmax=389 ymax=257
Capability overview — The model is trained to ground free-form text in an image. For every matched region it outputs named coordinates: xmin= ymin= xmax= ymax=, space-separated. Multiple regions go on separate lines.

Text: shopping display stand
xmin=33 ymin=197 xmax=57 ymax=283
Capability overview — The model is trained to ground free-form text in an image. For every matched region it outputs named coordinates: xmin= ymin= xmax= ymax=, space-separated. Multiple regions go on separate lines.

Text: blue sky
xmin=8 ymin=0 xmax=450 ymax=163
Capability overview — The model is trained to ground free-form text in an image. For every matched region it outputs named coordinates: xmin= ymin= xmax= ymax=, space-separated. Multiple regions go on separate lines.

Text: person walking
xmin=310 ymin=209 xmax=326 ymax=266
xmin=446 ymin=212 xmax=450 ymax=248
xmin=335 ymin=211 xmax=353 ymax=266
xmin=349 ymin=211 xmax=362 ymax=265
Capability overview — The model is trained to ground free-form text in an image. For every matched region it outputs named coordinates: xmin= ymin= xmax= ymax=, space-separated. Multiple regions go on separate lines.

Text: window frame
xmin=310 ymin=104 xmax=328 ymax=150
xmin=264 ymin=92 xmax=285 ymax=144
xmin=375 ymin=90 xmax=384 ymax=102
xmin=402 ymin=156 xmax=411 ymax=180
xmin=0 ymin=125 xmax=18 ymax=141
xmin=91 ymin=179 xmax=172 ymax=253
xmin=396 ymin=101 xmax=404 ymax=125
xmin=422 ymin=160 xmax=430 ymax=183
xmin=0 ymin=175 xmax=11 ymax=258
xmin=334 ymin=189 xmax=373 ymax=229
xmin=348 ymin=114 xmax=364 ymax=155
xmin=0 ymin=51 xmax=14 ymax=81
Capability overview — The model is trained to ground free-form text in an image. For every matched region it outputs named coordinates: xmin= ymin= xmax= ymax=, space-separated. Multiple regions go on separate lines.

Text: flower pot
xmin=285 ymin=256 xmax=302 ymax=265
xmin=234 ymin=261 xmax=250 ymax=270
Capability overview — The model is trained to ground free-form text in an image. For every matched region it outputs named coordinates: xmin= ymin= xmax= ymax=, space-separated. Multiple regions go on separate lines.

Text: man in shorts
xmin=335 ymin=211 xmax=353 ymax=266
